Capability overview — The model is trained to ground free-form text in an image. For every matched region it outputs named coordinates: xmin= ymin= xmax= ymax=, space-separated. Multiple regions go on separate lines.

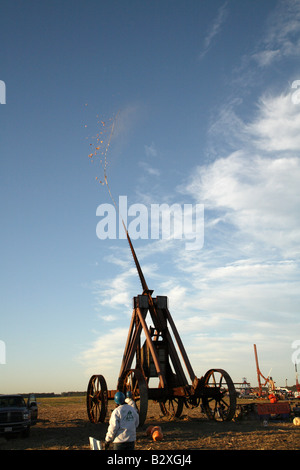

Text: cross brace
xmin=117 ymin=294 xmax=197 ymax=391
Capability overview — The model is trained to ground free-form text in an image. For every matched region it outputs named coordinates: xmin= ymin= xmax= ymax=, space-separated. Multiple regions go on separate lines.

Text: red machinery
xmin=253 ymin=344 xmax=275 ymax=397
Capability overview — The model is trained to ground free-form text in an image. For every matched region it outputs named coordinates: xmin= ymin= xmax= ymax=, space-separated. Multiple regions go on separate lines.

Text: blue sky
xmin=1 ymin=0 xmax=300 ymax=394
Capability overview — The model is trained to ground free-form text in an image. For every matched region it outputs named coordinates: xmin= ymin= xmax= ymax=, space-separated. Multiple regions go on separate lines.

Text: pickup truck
xmin=0 ymin=394 xmax=38 ymax=439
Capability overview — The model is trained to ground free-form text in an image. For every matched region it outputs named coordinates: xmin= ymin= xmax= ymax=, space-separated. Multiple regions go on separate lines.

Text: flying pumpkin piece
xmin=88 ymin=153 xmax=93 ymax=158
xmin=95 ymin=147 xmax=100 ymax=150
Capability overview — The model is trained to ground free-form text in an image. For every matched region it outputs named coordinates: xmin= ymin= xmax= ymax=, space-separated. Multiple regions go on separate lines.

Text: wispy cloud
xmin=252 ymin=0 xmax=300 ymax=66
xmin=137 ymin=142 xmax=161 ymax=177
xmin=199 ymin=1 xmax=228 ymax=59
xmin=80 ymin=2 xmax=300 ymax=386
xmin=185 ymin=90 xmax=300 ymax=258
xmin=91 ymin=262 xmax=135 ymax=311
xmin=246 ymin=93 xmax=300 ymax=152
xmin=81 ymin=86 xmax=300 ymax=386
xmin=177 ymin=87 xmax=300 ymax=377
xmin=81 ymin=85 xmax=300 ymax=385
xmin=144 ymin=142 xmax=158 ymax=157
xmin=138 ymin=160 xmax=160 ymax=176
xmin=79 ymin=327 xmax=129 ymax=387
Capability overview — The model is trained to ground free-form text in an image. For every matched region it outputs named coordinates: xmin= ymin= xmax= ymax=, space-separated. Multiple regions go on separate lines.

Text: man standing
xmin=125 ymin=390 xmax=138 ymax=410
xmin=105 ymin=391 xmax=139 ymax=450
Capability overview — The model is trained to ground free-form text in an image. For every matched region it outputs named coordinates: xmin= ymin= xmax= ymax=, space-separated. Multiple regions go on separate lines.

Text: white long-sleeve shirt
xmin=125 ymin=397 xmax=138 ymax=410
xmin=105 ymin=403 xmax=139 ymax=443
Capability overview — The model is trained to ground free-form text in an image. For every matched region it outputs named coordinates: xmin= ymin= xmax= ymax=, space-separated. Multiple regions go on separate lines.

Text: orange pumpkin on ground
xmin=146 ymin=425 xmax=154 ymax=436
xmin=151 ymin=426 xmax=161 ymax=434
xmin=152 ymin=426 xmax=163 ymax=441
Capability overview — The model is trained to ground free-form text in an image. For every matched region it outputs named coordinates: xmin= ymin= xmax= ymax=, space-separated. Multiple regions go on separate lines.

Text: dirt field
xmin=0 ymin=396 xmax=299 ymax=451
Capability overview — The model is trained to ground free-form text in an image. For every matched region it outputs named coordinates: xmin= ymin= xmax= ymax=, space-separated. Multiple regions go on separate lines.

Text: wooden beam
xmin=118 ymin=314 xmax=143 ymax=380
xmin=165 ymin=308 xmax=196 ymax=383
xmin=136 ymin=307 xmax=167 ymax=389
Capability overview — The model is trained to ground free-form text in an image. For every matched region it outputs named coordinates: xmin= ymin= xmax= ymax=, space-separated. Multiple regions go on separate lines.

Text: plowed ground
xmin=0 ymin=397 xmax=299 ymax=451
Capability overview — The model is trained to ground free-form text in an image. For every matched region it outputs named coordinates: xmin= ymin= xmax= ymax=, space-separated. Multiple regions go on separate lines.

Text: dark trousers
xmin=113 ymin=441 xmax=135 ymax=450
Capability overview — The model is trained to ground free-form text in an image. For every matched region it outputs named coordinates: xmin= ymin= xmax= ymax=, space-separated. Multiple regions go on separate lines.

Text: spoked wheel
xmin=159 ymin=397 xmax=184 ymax=418
xmin=119 ymin=368 xmax=148 ymax=426
xmin=202 ymin=369 xmax=236 ymax=422
xmin=87 ymin=374 xmax=108 ymax=423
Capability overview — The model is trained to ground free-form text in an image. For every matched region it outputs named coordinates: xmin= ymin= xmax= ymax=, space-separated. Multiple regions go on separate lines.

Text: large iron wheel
xmin=119 ymin=368 xmax=148 ymax=426
xmin=159 ymin=397 xmax=184 ymax=418
xmin=87 ymin=374 xmax=108 ymax=423
xmin=202 ymin=369 xmax=236 ymax=422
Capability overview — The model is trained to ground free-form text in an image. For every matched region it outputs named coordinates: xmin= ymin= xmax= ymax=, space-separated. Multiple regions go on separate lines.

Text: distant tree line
xmin=21 ymin=391 xmax=86 ymax=398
